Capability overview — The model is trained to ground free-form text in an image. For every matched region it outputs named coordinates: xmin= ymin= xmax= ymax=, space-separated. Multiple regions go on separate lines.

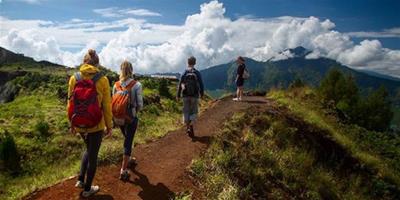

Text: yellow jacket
xmin=67 ymin=64 xmax=112 ymax=133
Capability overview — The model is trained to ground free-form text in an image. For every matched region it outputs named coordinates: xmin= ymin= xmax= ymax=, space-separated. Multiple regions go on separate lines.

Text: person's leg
xmin=183 ymin=97 xmax=191 ymax=133
xmin=189 ymin=98 xmax=199 ymax=136
xmin=239 ymin=86 xmax=244 ymax=100
xmin=78 ymin=134 xmax=89 ymax=182
xmin=121 ymin=118 xmax=138 ymax=171
xmin=84 ymin=132 xmax=102 ymax=191
xmin=236 ymin=87 xmax=240 ymax=99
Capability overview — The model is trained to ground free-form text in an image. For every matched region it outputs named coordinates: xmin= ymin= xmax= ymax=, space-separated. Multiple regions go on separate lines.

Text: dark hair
xmin=237 ymin=56 xmax=245 ymax=62
xmin=188 ymin=56 xmax=196 ymax=66
xmin=83 ymin=49 xmax=99 ymax=66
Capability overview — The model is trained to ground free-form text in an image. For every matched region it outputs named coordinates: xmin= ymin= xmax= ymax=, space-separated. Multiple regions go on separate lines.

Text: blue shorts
xmin=182 ymin=97 xmax=199 ymax=124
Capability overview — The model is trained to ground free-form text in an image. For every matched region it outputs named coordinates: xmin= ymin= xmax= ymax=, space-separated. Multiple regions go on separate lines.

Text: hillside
xmin=201 ymin=46 xmax=400 ymax=98
xmin=0 ymin=47 xmax=203 ymax=200
xmin=189 ymin=88 xmax=400 ymax=199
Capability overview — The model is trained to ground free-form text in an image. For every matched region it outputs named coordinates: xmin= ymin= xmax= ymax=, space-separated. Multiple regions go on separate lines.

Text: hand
xmin=176 ymin=96 xmax=180 ymax=102
xmin=104 ymin=128 xmax=112 ymax=138
xmin=69 ymin=127 xmax=76 ymax=135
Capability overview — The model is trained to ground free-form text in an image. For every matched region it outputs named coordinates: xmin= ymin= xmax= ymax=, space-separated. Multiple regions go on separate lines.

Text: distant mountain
xmin=201 ymin=46 xmax=400 ymax=97
xmin=0 ymin=46 xmax=65 ymax=68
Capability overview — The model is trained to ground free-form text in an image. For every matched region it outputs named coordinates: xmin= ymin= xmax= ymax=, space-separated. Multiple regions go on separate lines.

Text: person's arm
xmin=101 ymin=77 xmax=113 ymax=130
xmin=134 ymin=82 xmax=143 ymax=112
xmin=196 ymin=70 xmax=204 ymax=98
xmin=67 ymin=76 xmax=76 ymax=114
xmin=176 ymin=72 xmax=185 ymax=99
xmin=67 ymin=75 xmax=76 ymax=134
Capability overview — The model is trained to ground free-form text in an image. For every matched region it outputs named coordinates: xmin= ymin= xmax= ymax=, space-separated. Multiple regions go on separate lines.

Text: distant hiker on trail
xmin=233 ymin=56 xmax=249 ymax=101
xmin=177 ymin=56 xmax=204 ymax=137
xmin=111 ymin=60 xmax=143 ymax=181
xmin=67 ymin=49 xmax=112 ymax=198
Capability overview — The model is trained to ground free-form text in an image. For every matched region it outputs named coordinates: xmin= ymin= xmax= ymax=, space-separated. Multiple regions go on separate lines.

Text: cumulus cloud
xmin=93 ymin=7 xmax=161 ymax=18
xmin=0 ymin=0 xmax=399 ymax=77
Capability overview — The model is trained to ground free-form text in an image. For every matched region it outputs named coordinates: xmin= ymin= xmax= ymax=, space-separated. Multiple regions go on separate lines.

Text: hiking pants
xmin=183 ymin=97 xmax=199 ymax=124
xmin=78 ymin=131 xmax=103 ymax=191
xmin=119 ymin=117 xmax=139 ymax=156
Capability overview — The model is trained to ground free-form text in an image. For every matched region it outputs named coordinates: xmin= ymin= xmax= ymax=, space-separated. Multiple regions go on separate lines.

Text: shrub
xmin=0 ymin=131 xmax=21 ymax=175
xmin=35 ymin=121 xmax=50 ymax=139
xmin=158 ymin=78 xmax=172 ymax=98
xmin=289 ymin=78 xmax=305 ymax=89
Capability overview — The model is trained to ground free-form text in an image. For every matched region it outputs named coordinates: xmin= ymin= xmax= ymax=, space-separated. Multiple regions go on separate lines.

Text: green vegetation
xmin=190 ymin=96 xmax=400 ymax=199
xmin=0 ymin=67 xmax=196 ymax=199
xmin=318 ymin=68 xmax=393 ymax=132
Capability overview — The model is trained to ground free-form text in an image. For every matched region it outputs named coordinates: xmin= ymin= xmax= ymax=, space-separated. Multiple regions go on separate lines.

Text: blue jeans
xmin=119 ymin=117 xmax=138 ymax=156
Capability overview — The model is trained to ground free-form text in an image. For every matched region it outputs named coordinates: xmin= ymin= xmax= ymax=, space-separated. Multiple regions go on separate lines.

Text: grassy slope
xmin=188 ymin=88 xmax=400 ymax=199
xmin=0 ymin=69 xmax=206 ymax=199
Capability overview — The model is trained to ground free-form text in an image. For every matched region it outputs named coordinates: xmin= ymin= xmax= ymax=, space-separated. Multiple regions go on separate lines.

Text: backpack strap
xmin=74 ymin=72 xmax=82 ymax=81
xmin=115 ymin=81 xmax=122 ymax=91
xmin=91 ymin=72 xmax=103 ymax=83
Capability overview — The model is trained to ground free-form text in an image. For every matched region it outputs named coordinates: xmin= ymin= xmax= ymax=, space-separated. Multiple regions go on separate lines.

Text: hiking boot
xmin=81 ymin=185 xmax=100 ymax=197
xmin=189 ymin=125 xmax=194 ymax=137
xmin=75 ymin=180 xmax=84 ymax=188
xmin=119 ymin=170 xmax=130 ymax=181
xmin=127 ymin=157 xmax=137 ymax=169
xmin=233 ymin=97 xmax=239 ymax=101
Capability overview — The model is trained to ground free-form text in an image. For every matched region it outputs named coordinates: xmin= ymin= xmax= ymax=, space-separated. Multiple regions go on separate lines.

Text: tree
xmin=360 ymin=86 xmax=393 ymax=131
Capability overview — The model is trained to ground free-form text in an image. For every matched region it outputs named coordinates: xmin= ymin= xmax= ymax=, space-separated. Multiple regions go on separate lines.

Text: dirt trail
xmin=25 ymin=96 xmax=271 ymax=200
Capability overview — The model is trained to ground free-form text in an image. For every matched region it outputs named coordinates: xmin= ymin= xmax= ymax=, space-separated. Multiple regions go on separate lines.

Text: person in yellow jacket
xmin=67 ymin=49 xmax=112 ymax=198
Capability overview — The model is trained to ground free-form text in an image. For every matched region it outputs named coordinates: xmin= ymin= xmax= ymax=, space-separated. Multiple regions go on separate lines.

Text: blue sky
xmin=0 ymin=0 xmax=399 ymax=76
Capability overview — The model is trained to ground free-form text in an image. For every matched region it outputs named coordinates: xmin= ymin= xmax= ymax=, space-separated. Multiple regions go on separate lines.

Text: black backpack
xmin=183 ymin=69 xmax=199 ymax=97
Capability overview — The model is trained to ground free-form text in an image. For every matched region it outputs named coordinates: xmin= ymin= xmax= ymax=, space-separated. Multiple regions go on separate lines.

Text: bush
xmin=158 ymin=78 xmax=172 ymax=98
xmin=0 ymin=131 xmax=21 ymax=175
xmin=289 ymin=78 xmax=305 ymax=89
xmin=34 ymin=121 xmax=50 ymax=139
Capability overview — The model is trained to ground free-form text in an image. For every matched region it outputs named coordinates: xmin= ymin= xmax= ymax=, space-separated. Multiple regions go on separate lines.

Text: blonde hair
xmin=119 ymin=60 xmax=133 ymax=81
xmin=83 ymin=49 xmax=99 ymax=66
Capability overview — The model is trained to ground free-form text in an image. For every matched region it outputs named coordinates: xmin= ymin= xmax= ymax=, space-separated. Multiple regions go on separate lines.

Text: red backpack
xmin=111 ymin=80 xmax=136 ymax=126
xmin=68 ymin=72 xmax=103 ymax=128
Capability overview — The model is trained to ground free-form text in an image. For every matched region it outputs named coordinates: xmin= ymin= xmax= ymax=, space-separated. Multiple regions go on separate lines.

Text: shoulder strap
xmin=125 ymin=80 xmax=137 ymax=90
xmin=74 ymin=72 xmax=81 ymax=81
xmin=91 ymin=72 xmax=103 ymax=83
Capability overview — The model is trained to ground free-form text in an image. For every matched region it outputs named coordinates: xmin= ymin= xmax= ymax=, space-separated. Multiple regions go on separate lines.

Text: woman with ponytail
xmin=67 ymin=49 xmax=112 ymax=197
xmin=111 ymin=60 xmax=143 ymax=181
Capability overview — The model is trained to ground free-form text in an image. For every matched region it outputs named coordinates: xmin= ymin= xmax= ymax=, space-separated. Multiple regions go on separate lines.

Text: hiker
xmin=67 ymin=49 xmax=112 ymax=197
xmin=111 ymin=60 xmax=143 ymax=181
xmin=176 ymin=56 xmax=204 ymax=137
xmin=233 ymin=56 xmax=249 ymax=101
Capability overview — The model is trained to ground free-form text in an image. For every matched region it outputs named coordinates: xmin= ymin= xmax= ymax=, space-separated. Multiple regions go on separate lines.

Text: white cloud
xmin=0 ymin=0 xmax=399 ymax=78
xmin=93 ymin=7 xmax=161 ymax=18
xmin=346 ymin=28 xmax=400 ymax=38
xmin=6 ymin=0 xmax=43 ymax=4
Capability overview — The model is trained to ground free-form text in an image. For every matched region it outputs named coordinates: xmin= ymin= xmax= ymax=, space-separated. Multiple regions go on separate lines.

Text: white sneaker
xmin=75 ymin=180 xmax=84 ymax=188
xmin=232 ymin=98 xmax=239 ymax=101
xmin=81 ymin=185 xmax=100 ymax=197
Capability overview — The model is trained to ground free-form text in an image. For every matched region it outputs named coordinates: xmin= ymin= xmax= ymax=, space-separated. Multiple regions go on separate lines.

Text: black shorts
xmin=236 ymin=78 xmax=244 ymax=87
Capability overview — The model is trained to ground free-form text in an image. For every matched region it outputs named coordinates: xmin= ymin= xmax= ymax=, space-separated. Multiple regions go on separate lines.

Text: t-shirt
xmin=237 ymin=64 xmax=246 ymax=79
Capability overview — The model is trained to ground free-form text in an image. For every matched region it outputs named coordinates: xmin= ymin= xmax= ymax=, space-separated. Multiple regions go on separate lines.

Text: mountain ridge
xmin=200 ymin=47 xmax=400 ymax=97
